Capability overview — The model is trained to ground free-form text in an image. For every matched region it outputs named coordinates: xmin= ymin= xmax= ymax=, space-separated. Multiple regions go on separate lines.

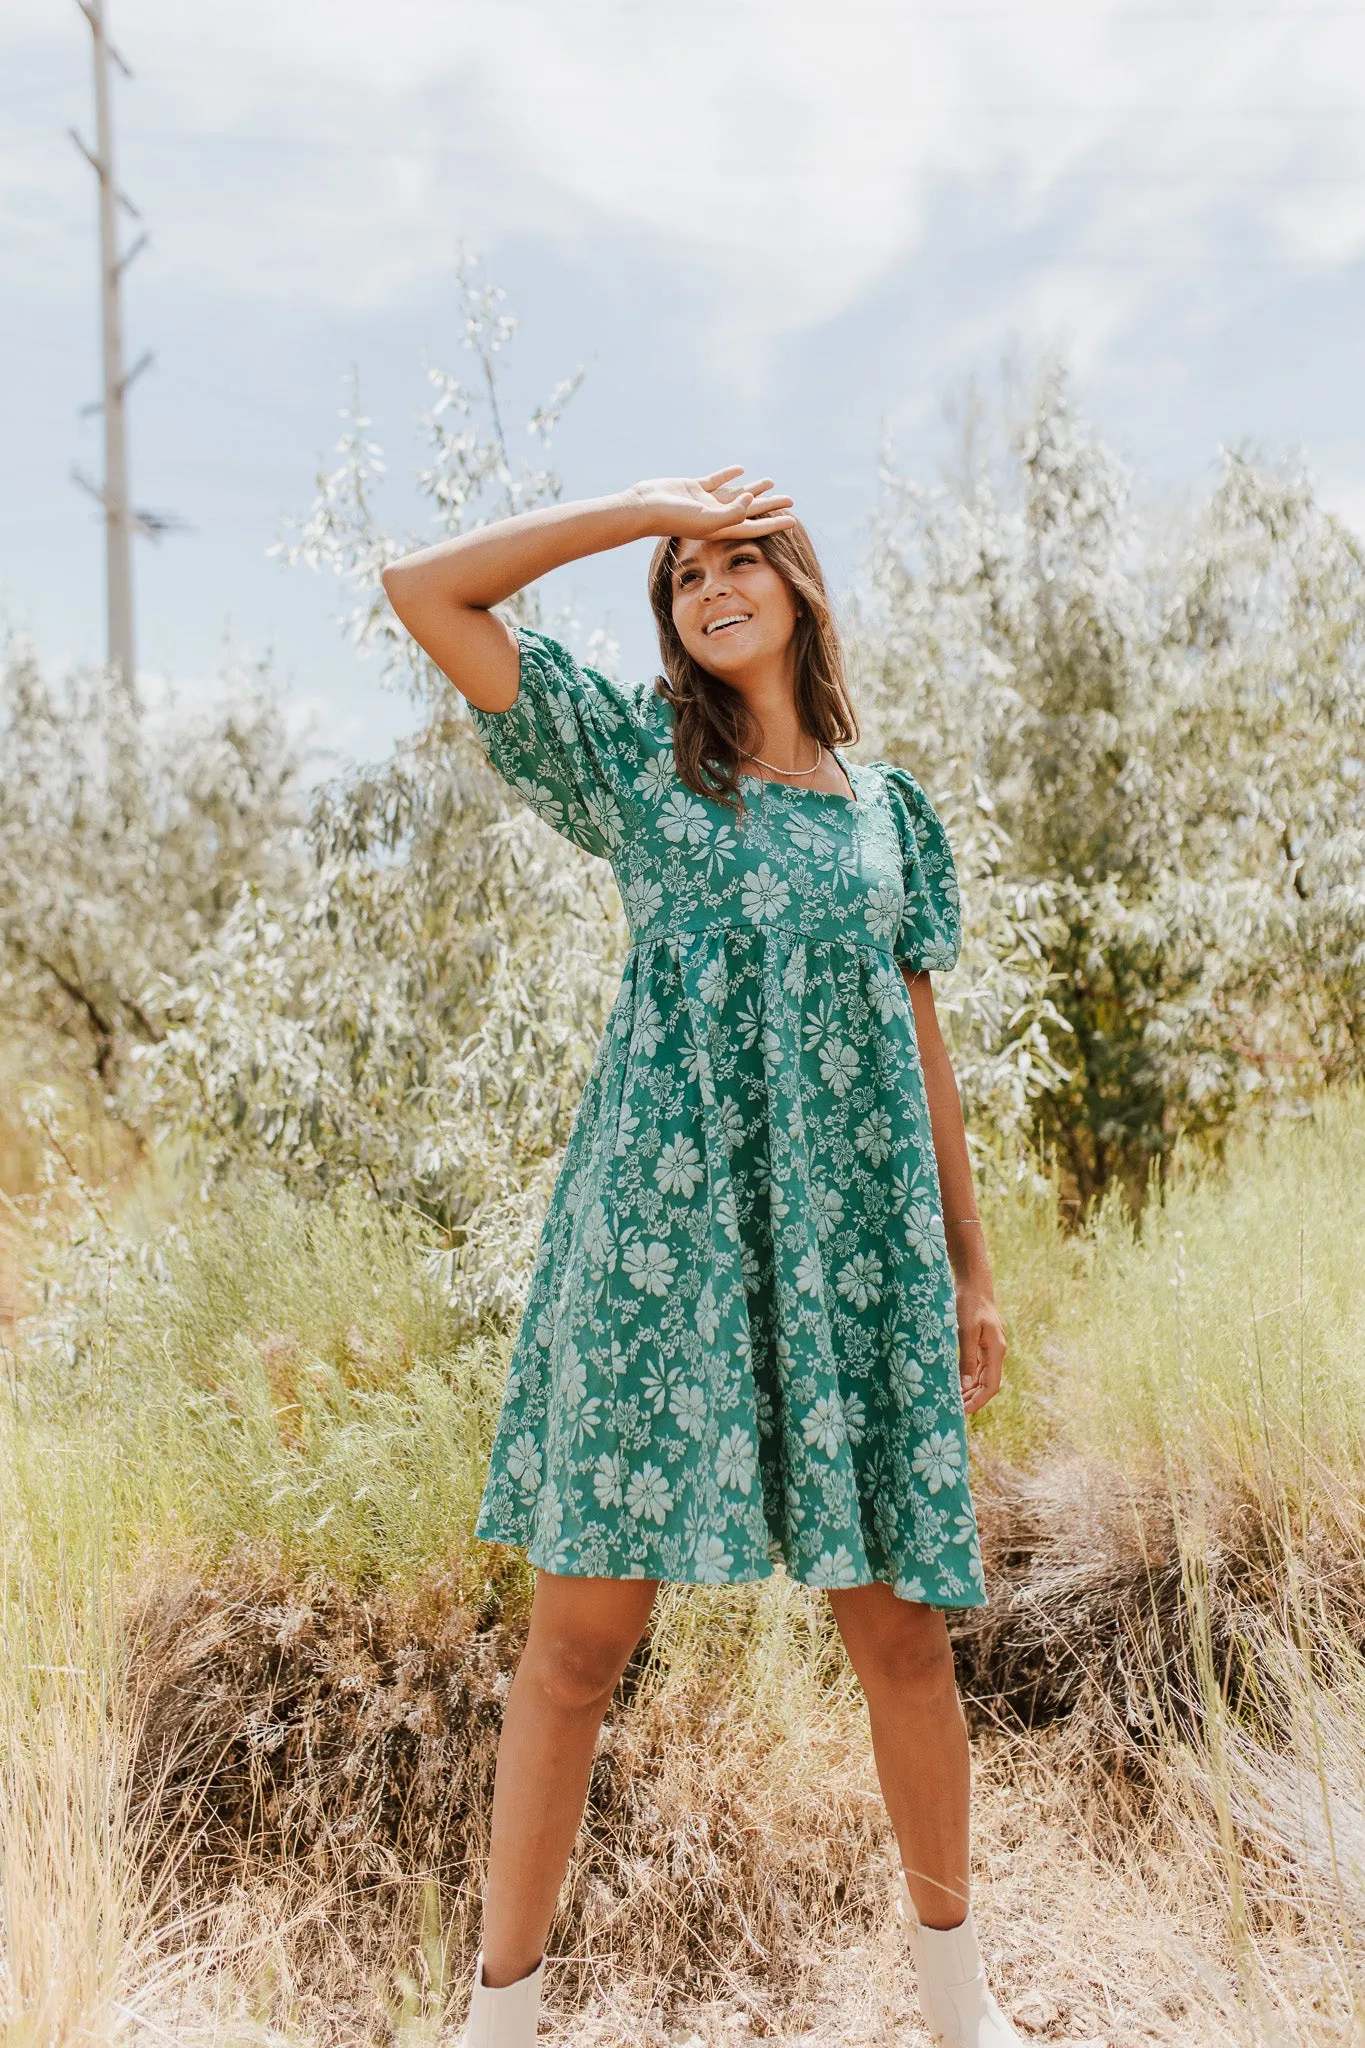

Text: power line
xmin=68 ymin=0 xmax=186 ymax=690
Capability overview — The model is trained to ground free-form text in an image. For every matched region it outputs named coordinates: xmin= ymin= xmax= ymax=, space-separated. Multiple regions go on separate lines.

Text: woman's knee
xmin=839 ymin=1598 xmax=959 ymax=1704
xmin=523 ymin=1627 xmax=640 ymax=1715
xmin=519 ymin=1574 xmax=656 ymax=1717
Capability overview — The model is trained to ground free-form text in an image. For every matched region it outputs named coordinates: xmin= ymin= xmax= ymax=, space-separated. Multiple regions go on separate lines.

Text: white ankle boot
xmin=896 ymin=1874 xmax=1023 ymax=2046
xmin=457 ymin=1949 xmax=545 ymax=2048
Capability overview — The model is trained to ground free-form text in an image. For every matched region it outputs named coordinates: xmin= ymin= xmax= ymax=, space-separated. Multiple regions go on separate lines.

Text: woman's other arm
xmin=380 ymin=471 xmax=794 ymax=713
xmin=905 ymin=969 xmax=1008 ymax=1416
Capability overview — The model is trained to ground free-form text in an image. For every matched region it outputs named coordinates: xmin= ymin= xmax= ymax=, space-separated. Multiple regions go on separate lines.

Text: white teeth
xmin=704 ymin=613 xmax=751 ymax=635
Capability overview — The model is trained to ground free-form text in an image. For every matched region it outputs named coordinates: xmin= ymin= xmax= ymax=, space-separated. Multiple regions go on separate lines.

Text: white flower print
xmin=819 ymin=1040 xmax=860 ymax=1096
xmin=573 ymin=1397 xmax=603 ymax=1444
xmin=713 ymin=1181 xmax=740 ymax=1243
xmin=802 ymin=1394 xmax=845 ymax=1458
xmin=781 ymin=946 xmax=808 ymax=998
xmin=558 ymin=1344 xmax=587 ymax=1408
xmin=470 ymin=636 xmax=978 ymax=1609
xmin=715 ymin=1097 xmax=746 ymax=1148
xmin=890 ymin=1345 xmax=926 ymax=1409
xmin=836 ymin=1252 xmax=883 ymax=1311
xmin=506 ymin=1432 xmax=542 ymax=1494
xmin=801 ymin=999 xmax=838 ymax=1052
xmin=695 ymin=1280 xmax=721 ymax=1345
xmin=696 ymin=953 xmax=729 ymax=1007
xmin=912 ymin=1431 xmax=964 ymax=1493
xmin=625 ymin=1462 xmax=674 ymax=1524
xmin=786 ymin=817 xmax=832 ymax=856
xmin=864 ymin=879 xmax=903 ymax=941
xmin=623 ymin=875 xmax=664 ymax=928
xmin=855 ymin=1109 xmax=893 ymax=1167
xmin=809 ymin=1182 xmax=845 ymax=1241
xmin=695 ymin=1532 xmax=735 ymax=1579
xmin=546 ymin=688 xmax=580 ymax=745
xmin=585 ymin=788 xmax=624 ymax=849
xmin=640 ymin=1357 xmax=681 ymax=1413
xmin=894 ymin=1574 xmax=929 ymax=1603
xmin=794 ymin=1247 xmax=824 ymax=1298
xmin=698 ymin=823 xmax=738 ymax=876
xmin=633 ymin=752 xmax=676 ymax=802
xmin=659 ymin=790 xmax=711 ymax=846
xmin=512 ymin=776 xmax=565 ymax=829
xmin=669 ymin=1381 xmax=707 ymax=1439
xmin=681 ymin=1033 xmax=716 ymax=1103
xmin=715 ymin=1426 xmax=757 ymax=1495
xmin=592 ymin=1452 xmax=624 ymax=1508
xmin=735 ymin=997 xmax=763 ymax=1048
xmin=868 ymin=963 xmax=903 ymax=1021
xmin=741 ymin=862 xmax=791 ymax=923
xmin=580 ymin=1203 xmax=616 ymax=1271
xmin=905 ymin=1203 xmax=947 ymax=1267
xmin=631 ymin=994 xmax=665 ymax=1058
xmin=655 ymin=1134 xmax=705 ymax=1199
xmin=623 ymin=1239 xmax=677 ymax=1294
xmin=534 ymin=1481 xmax=563 ymax=1546
xmin=808 ymin=1546 xmax=860 ymax=1588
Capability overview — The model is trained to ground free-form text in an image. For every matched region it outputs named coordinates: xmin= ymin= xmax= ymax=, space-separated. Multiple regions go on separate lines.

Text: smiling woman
xmin=379 ymin=472 xmax=1025 ymax=2048
xmin=647 ymin=521 xmax=860 ymax=809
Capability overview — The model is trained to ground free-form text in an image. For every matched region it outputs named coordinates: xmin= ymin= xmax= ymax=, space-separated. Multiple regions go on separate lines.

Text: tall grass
xmin=2 ymin=1094 xmax=1365 ymax=2040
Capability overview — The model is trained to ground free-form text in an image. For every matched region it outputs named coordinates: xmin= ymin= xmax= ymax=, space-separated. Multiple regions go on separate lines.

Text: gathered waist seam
xmin=625 ymin=919 xmax=897 ymax=960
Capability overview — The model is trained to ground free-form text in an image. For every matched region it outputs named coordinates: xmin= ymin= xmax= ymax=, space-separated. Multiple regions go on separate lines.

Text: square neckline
xmin=739 ymin=753 xmax=861 ymax=809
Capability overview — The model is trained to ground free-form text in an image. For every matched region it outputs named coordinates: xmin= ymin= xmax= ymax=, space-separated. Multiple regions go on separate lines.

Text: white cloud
xmin=9 ymin=0 xmax=1365 ymax=360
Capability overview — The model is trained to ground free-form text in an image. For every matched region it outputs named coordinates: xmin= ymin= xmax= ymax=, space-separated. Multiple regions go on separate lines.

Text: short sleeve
xmin=881 ymin=763 xmax=962 ymax=972
xmin=465 ymin=628 xmax=648 ymax=859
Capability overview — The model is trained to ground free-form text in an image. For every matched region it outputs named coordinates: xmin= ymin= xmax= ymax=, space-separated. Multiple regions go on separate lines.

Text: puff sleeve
xmin=465 ymin=628 xmax=649 ymax=860
xmin=881 ymin=763 xmax=962 ymax=972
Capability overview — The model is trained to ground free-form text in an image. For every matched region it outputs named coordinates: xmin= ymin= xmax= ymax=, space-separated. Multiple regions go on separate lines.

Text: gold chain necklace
xmin=740 ymin=738 xmax=825 ymax=778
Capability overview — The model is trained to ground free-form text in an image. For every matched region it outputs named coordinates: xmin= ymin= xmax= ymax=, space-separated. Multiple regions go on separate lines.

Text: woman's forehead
xmin=673 ymin=535 xmax=757 ymax=569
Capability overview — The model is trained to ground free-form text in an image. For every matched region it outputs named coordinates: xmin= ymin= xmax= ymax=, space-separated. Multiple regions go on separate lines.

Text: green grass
xmin=5 ymin=1097 xmax=1365 ymax=2041
xmin=8 ymin=1179 xmax=516 ymax=1601
xmin=8 ymin=1094 xmax=1365 ymax=1609
xmin=1054 ymin=1094 xmax=1365 ymax=1504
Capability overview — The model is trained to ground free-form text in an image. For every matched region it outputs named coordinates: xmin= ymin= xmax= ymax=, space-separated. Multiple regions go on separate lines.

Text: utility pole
xmin=70 ymin=0 xmax=151 ymax=691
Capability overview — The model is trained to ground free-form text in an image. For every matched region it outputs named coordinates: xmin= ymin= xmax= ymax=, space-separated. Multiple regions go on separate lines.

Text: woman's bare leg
xmin=827 ymin=1582 xmax=971 ymax=1930
xmin=479 ymin=1570 xmax=659 ymax=1987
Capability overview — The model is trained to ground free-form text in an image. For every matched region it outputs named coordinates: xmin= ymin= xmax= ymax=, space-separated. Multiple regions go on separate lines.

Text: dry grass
xmin=4 ymin=1091 xmax=1365 ymax=2042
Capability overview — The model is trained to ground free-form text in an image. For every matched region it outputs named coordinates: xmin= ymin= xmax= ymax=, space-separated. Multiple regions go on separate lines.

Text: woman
xmin=381 ymin=470 xmax=1020 ymax=2048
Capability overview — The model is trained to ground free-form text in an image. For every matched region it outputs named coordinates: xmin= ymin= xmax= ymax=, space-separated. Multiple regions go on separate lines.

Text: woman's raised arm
xmin=380 ymin=470 xmax=795 ymax=711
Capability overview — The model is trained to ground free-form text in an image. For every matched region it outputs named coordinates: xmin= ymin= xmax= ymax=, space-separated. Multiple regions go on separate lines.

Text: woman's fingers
xmin=958 ymin=1307 xmax=1003 ymax=1414
xmin=706 ymin=490 xmax=796 ymax=539
xmin=715 ymin=474 xmax=775 ymax=505
xmin=698 ymin=466 xmax=747 ymax=492
xmin=710 ymin=513 xmax=799 ymax=538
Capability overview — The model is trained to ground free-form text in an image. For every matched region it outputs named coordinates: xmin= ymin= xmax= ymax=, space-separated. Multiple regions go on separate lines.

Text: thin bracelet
xmin=946 ymin=1216 xmax=983 ymax=1226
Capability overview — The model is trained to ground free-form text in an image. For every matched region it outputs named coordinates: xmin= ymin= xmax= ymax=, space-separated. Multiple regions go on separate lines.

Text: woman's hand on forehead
xmin=625 ymin=469 xmax=798 ymax=541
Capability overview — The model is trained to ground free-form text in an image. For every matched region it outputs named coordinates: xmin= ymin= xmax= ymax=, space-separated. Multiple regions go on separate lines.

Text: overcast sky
xmin=5 ymin=0 xmax=1365 ymax=765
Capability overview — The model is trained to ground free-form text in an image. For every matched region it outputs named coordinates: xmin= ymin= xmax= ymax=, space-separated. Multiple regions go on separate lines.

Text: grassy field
xmin=2 ymin=1092 xmax=1364 ymax=2043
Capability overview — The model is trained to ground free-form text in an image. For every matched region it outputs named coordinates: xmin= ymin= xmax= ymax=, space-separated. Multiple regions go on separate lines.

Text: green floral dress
xmin=468 ymin=628 xmax=985 ymax=1608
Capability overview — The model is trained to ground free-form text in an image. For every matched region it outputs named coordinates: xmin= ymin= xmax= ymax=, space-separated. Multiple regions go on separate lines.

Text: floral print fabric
xmin=468 ymin=629 xmax=985 ymax=1608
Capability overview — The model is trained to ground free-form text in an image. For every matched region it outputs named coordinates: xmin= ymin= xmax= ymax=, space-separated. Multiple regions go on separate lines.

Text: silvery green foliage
xmin=143 ymin=266 xmax=624 ymax=1328
xmin=143 ymin=714 xmax=627 ymax=1325
xmin=273 ymin=257 xmax=584 ymax=708
xmin=863 ymin=367 xmax=1365 ymax=1205
xmin=0 ymin=634 xmax=304 ymax=1098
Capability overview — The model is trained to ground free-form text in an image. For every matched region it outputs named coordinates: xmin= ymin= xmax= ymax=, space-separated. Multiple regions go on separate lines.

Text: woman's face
xmin=669 ymin=536 xmax=798 ymax=679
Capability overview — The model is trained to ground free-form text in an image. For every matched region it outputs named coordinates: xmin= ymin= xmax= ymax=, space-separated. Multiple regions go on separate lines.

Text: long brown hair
xmin=648 ymin=520 xmax=859 ymax=815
